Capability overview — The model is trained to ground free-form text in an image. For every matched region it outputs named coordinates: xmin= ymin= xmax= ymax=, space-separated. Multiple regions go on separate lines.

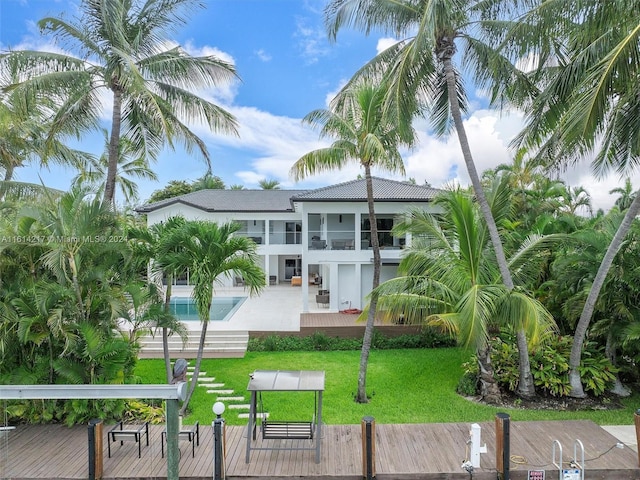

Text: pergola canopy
xmin=247 ymin=370 xmax=325 ymax=392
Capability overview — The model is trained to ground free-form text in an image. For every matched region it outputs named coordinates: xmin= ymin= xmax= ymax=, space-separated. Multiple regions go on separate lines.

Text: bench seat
xmin=262 ymin=420 xmax=314 ymax=440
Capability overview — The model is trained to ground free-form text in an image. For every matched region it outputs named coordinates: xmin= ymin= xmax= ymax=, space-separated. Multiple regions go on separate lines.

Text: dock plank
xmin=1 ymin=420 xmax=638 ymax=479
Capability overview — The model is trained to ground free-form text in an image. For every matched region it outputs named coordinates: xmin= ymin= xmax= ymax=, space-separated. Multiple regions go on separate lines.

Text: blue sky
xmin=0 ymin=0 xmax=627 ymax=210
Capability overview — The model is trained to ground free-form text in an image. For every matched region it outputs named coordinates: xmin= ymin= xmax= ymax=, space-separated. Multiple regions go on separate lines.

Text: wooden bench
xmin=262 ymin=420 xmax=314 ymax=440
xmin=161 ymin=421 xmax=200 ymax=458
xmin=107 ymin=421 xmax=149 ymax=458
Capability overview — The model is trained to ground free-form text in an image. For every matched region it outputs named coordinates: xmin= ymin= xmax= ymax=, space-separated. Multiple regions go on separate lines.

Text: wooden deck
xmin=2 ymin=420 xmax=639 ymax=479
xmin=250 ymin=312 xmax=422 ymax=339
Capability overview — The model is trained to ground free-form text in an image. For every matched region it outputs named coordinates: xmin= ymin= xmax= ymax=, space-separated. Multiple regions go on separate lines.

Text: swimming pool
xmin=169 ymin=296 xmax=246 ymax=321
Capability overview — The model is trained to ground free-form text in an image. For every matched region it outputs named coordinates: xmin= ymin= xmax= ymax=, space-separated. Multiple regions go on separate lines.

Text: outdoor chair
xmin=316 ymin=293 xmax=330 ymax=308
xmin=107 ymin=421 xmax=149 ymax=458
xmin=161 ymin=421 xmax=200 ymax=458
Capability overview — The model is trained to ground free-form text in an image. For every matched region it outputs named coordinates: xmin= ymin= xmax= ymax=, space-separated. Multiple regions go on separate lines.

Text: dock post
xmin=495 ymin=412 xmax=510 ymax=480
xmin=362 ymin=416 xmax=376 ymax=479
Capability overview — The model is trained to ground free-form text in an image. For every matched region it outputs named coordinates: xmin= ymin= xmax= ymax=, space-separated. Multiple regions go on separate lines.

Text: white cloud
xmin=254 ymin=49 xmax=272 ymax=62
xmin=293 ymin=17 xmax=331 ymax=64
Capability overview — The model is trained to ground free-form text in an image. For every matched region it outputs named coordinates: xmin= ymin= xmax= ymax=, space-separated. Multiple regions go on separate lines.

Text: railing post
xmin=362 ymin=416 xmax=376 ymax=480
xmin=635 ymin=409 xmax=640 ymax=467
xmin=88 ymin=418 xmax=103 ymax=480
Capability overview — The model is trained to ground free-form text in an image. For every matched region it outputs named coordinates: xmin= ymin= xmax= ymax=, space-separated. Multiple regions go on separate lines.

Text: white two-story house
xmin=137 ymin=177 xmax=441 ymax=312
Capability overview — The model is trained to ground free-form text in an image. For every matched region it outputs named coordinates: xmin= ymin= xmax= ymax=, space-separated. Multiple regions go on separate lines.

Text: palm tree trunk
xmin=477 ymin=343 xmax=502 ymax=404
xmin=440 ymin=52 xmax=535 ymax=398
xmin=104 ymin=87 xmax=123 ymax=205
xmin=569 ymin=192 xmax=640 ymax=397
xmin=180 ymin=315 xmax=209 ymax=416
xmin=163 ymin=279 xmax=173 ymax=383
xmin=605 ymin=329 xmax=630 ymax=397
xmin=356 ymin=166 xmax=381 ymax=403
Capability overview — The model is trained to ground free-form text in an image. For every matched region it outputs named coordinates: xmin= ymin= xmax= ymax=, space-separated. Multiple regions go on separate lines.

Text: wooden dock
xmin=2 ymin=420 xmax=639 ymax=479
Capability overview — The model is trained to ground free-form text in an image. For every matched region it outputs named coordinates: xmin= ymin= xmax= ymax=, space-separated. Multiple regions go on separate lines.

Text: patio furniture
xmin=269 ymin=275 xmax=277 ymax=285
xmin=161 ymin=421 xmax=200 ymax=458
xmin=315 ymin=293 xmax=329 ymax=308
xmin=291 ymin=276 xmax=302 ymax=286
xmin=234 ymin=276 xmax=245 ymax=286
xmin=311 ymin=239 xmax=326 ymax=250
xmin=107 ymin=421 xmax=149 ymax=458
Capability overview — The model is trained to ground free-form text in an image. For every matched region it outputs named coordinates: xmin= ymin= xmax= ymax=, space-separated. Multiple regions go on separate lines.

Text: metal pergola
xmin=245 ymin=370 xmax=325 ymax=463
xmin=0 ymin=384 xmax=186 ymax=480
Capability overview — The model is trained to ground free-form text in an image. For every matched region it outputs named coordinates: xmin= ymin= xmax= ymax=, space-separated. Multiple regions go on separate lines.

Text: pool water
xmin=169 ymin=296 xmax=246 ymax=321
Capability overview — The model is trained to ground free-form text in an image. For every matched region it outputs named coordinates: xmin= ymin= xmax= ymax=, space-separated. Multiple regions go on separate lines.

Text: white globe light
xmin=213 ymin=401 xmax=225 ymax=416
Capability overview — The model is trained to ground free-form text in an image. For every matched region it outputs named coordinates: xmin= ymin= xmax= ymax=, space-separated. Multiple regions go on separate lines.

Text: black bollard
xmin=361 ymin=416 xmax=376 ymax=480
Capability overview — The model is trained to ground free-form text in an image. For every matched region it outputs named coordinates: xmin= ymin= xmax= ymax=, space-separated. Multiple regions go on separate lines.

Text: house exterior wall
xmin=142 ymin=194 xmax=440 ymax=313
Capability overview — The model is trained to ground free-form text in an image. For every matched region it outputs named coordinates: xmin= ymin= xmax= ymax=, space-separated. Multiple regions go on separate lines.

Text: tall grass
xmin=134 ymin=348 xmax=639 ymax=426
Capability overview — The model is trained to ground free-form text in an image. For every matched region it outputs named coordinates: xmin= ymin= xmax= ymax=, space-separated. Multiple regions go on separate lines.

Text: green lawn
xmin=135 ymin=348 xmax=639 ymax=426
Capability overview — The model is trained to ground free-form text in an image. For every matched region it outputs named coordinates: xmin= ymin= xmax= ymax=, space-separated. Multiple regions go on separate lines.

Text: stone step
xmin=206 ymin=389 xmax=234 ymax=394
xmin=216 ymin=396 xmax=245 ymax=401
xmin=199 ymin=383 xmax=225 ymax=388
xmin=227 ymin=404 xmax=250 ymax=409
xmin=197 ymin=377 xmax=216 ymax=382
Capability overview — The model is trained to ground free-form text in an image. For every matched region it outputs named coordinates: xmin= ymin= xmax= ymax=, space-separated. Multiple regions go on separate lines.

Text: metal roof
xmin=247 ymin=370 xmax=325 ymax=391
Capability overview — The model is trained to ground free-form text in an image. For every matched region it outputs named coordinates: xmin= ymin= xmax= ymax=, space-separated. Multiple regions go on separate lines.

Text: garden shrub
xmin=462 ymin=336 xmax=618 ymax=398
xmin=247 ymin=328 xmax=454 ymax=352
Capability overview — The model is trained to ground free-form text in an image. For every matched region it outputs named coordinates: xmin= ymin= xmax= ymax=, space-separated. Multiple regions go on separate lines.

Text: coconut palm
xmin=609 ymin=179 xmax=636 ymax=212
xmin=291 ymin=81 xmax=414 ymax=403
xmin=0 ymin=84 xmax=91 ymax=201
xmin=160 ymin=220 xmax=265 ymax=414
xmin=0 ymin=0 xmax=238 ymax=204
xmin=514 ymin=0 xmax=640 ymax=397
xmin=72 ymin=131 xmax=157 ymax=207
xmin=325 ymin=0 xmax=539 ymax=397
xmin=372 ymin=183 xmax=557 ymax=402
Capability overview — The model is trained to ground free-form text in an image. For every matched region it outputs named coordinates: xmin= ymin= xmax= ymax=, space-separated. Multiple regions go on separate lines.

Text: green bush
xmin=247 ymin=328 xmax=455 ymax=352
xmin=462 ymin=336 xmax=618 ymax=398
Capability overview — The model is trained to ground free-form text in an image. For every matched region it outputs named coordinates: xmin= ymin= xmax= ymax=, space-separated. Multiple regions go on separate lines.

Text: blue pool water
xmin=169 ymin=296 xmax=246 ymax=321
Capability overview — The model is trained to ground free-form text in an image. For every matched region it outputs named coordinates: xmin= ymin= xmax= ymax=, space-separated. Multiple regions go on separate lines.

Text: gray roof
xmin=290 ymin=177 xmax=441 ymax=202
xmin=137 ymin=178 xmax=441 ymax=214
xmin=137 ymin=189 xmax=308 ymax=213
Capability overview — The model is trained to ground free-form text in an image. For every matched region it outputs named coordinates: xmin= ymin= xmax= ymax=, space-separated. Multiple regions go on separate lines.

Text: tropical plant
xmin=0 ymin=0 xmax=238 ymax=204
xmin=258 ymin=179 xmax=281 ymax=190
xmin=609 ymin=179 xmax=636 ymax=212
xmin=147 ymin=180 xmax=194 ymax=203
xmin=159 ymin=220 xmax=266 ymax=414
xmin=127 ymin=216 xmax=190 ymax=382
xmin=290 ymin=80 xmax=414 ymax=403
xmin=324 ymin=0 xmax=539 ymax=397
xmin=72 ymin=131 xmax=157 ymax=206
xmin=371 ymin=183 xmax=557 ymax=403
xmin=513 ymin=0 xmax=640 ymax=397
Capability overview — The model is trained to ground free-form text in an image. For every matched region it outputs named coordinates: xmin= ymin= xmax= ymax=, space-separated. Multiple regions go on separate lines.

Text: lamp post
xmin=212 ymin=401 xmax=226 ymax=480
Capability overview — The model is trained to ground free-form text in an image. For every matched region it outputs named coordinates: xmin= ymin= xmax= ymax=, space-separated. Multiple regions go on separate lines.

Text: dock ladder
xmin=552 ymin=438 xmax=584 ymax=480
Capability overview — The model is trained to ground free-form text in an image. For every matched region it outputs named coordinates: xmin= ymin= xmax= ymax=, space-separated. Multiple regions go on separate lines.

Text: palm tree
xmin=127 ymin=216 xmax=189 ymax=382
xmin=0 ymin=0 xmax=238 ymax=204
xmin=514 ymin=0 xmax=640 ymax=397
xmin=325 ymin=0 xmax=539 ymax=397
xmin=160 ymin=220 xmax=265 ymax=414
xmin=290 ymin=81 xmax=414 ymax=403
xmin=0 ymin=84 xmax=91 ymax=201
xmin=72 ymin=131 xmax=157 ymax=207
xmin=372 ymin=184 xmax=557 ymax=402
xmin=192 ymin=172 xmax=226 ymax=191
xmin=258 ymin=179 xmax=281 ymax=190
xmin=609 ymin=179 xmax=636 ymax=212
